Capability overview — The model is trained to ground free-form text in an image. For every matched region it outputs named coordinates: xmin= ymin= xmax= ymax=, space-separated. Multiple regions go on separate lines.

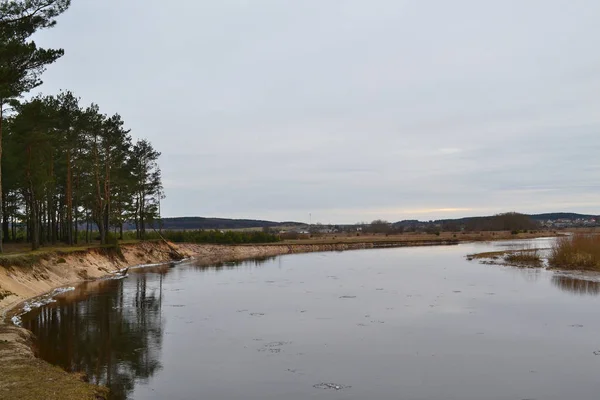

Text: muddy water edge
xmin=13 ymin=237 xmax=600 ymax=400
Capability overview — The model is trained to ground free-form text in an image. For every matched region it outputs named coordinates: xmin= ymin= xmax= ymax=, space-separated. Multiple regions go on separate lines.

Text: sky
xmin=32 ymin=0 xmax=600 ymax=224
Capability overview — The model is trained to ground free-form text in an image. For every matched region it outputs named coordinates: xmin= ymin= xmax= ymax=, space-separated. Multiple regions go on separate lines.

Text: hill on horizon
xmin=158 ymin=212 xmax=598 ymax=231
xmin=527 ymin=212 xmax=598 ymax=221
xmin=427 ymin=212 xmax=597 ymax=225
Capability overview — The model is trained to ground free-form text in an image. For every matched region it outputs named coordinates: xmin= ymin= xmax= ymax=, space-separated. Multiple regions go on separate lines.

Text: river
xmin=19 ymin=238 xmax=600 ymax=400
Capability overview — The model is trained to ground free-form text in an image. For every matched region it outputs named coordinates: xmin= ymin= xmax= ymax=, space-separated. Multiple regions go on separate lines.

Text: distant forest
xmin=527 ymin=213 xmax=597 ymax=221
xmin=158 ymin=212 xmax=597 ymax=232
xmin=156 ymin=217 xmax=287 ymax=231
xmin=435 ymin=213 xmax=540 ymax=232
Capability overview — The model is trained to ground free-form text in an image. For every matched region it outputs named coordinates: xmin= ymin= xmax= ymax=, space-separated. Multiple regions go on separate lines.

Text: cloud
xmin=33 ymin=0 xmax=600 ymax=222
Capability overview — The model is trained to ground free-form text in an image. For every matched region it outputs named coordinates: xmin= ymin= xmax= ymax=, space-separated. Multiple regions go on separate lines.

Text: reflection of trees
xmin=192 ymin=256 xmax=276 ymax=272
xmin=23 ymin=272 xmax=166 ymax=400
xmin=552 ymin=275 xmax=600 ymax=296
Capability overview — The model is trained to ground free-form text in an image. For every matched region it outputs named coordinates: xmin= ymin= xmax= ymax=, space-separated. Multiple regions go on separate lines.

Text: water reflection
xmin=518 ymin=268 xmax=542 ymax=283
xmin=551 ymin=275 xmax=600 ymax=296
xmin=192 ymin=255 xmax=277 ymax=271
xmin=19 ymin=257 xmax=275 ymax=399
xmin=22 ymin=272 xmax=166 ymax=400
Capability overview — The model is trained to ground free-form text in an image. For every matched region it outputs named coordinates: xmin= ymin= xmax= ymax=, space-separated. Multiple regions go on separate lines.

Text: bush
xmin=56 ymin=257 xmax=67 ymax=264
xmin=106 ymin=232 xmax=119 ymax=246
xmin=550 ymin=234 xmax=600 ymax=270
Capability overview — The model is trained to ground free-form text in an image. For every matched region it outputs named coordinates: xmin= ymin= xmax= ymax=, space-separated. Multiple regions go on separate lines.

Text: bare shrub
xmin=550 ymin=234 xmax=600 ymax=270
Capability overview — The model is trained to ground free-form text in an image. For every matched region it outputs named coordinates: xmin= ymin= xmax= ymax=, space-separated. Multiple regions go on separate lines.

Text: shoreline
xmin=0 ymin=234 xmax=558 ymax=399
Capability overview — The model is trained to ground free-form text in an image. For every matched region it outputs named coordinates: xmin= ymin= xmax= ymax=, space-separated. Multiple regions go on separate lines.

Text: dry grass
xmin=0 ymin=241 xmax=140 ymax=269
xmin=504 ymin=249 xmax=542 ymax=265
xmin=467 ymin=248 xmax=543 ymax=266
xmin=550 ymin=234 xmax=600 ymax=271
xmin=0 ymin=254 xmax=48 ymax=269
xmin=466 ymin=250 xmax=510 ymax=260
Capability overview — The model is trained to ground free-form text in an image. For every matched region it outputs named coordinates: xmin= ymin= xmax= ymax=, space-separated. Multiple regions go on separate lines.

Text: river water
xmin=19 ymin=238 xmax=600 ymax=400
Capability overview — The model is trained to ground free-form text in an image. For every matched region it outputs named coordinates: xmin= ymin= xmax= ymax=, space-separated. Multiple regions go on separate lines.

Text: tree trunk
xmin=134 ymin=198 xmax=139 ymax=240
xmin=74 ymin=205 xmax=78 ymax=245
xmin=93 ymin=141 xmax=105 ymax=245
xmin=97 ymin=220 xmax=105 ymax=245
xmin=140 ymin=194 xmax=146 ymax=239
xmin=74 ymin=173 xmax=79 ymax=244
xmin=0 ymin=100 xmax=4 ymax=253
xmin=66 ymin=149 xmax=73 ymax=245
xmin=50 ymin=198 xmax=57 ymax=245
xmin=25 ymin=201 xmax=31 ymax=242
xmin=103 ymin=203 xmax=109 ymax=243
xmin=40 ymin=201 xmax=46 ymax=246
xmin=103 ymin=142 xmax=111 ymax=245
xmin=2 ymin=190 xmax=8 ymax=242
xmin=85 ymin=216 xmax=89 ymax=244
xmin=31 ymin=200 xmax=40 ymax=251
xmin=11 ymin=214 xmax=16 ymax=241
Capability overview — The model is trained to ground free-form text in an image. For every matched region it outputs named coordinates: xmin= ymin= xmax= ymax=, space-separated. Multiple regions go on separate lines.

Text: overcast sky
xmin=33 ymin=0 xmax=600 ymax=223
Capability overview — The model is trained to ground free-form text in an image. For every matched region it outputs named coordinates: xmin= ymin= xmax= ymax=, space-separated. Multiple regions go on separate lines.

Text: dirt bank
xmin=176 ymin=240 xmax=459 ymax=266
xmin=0 ymin=241 xmax=182 ymax=314
xmin=0 ymin=241 xmax=185 ymax=400
xmin=0 ymin=323 xmax=110 ymax=400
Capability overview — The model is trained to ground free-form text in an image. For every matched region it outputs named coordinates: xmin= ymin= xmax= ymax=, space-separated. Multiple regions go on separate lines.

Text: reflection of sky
xmin=33 ymin=1 xmax=600 ymax=222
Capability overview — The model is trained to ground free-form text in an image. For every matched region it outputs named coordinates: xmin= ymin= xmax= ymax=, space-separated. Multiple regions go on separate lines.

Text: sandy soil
xmin=0 ymin=241 xmax=182 ymax=314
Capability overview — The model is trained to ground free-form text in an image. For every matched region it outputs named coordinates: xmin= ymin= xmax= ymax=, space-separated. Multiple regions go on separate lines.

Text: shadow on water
xmin=22 ymin=272 xmax=167 ymax=400
xmin=191 ymin=255 xmax=277 ymax=271
xmin=551 ymin=275 xmax=600 ymax=296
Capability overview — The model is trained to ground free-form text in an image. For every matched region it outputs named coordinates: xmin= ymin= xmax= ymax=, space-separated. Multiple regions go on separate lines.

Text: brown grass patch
xmin=550 ymin=234 xmax=600 ymax=271
xmin=504 ymin=250 xmax=542 ymax=265
xmin=467 ymin=248 xmax=543 ymax=266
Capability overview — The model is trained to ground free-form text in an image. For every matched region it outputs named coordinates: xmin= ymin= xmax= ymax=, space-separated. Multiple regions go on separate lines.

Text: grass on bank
xmin=504 ymin=249 xmax=542 ymax=265
xmin=467 ymin=248 xmax=543 ymax=266
xmin=0 ymin=242 xmax=131 ymax=269
xmin=550 ymin=234 xmax=600 ymax=271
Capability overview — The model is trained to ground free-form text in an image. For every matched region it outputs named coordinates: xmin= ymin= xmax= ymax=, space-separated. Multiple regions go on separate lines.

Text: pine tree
xmin=0 ymin=0 xmax=71 ymax=252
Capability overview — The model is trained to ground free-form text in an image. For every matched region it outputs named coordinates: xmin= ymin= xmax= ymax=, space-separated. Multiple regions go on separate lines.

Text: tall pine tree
xmin=0 ymin=0 xmax=71 ymax=252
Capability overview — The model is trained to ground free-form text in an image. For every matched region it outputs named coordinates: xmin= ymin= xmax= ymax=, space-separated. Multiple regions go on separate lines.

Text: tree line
xmin=0 ymin=0 xmax=163 ymax=251
xmin=133 ymin=230 xmax=281 ymax=245
xmin=460 ymin=212 xmax=539 ymax=232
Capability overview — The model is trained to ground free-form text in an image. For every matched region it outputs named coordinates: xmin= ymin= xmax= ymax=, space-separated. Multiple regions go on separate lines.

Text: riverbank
xmin=0 ymin=233 xmax=558 ymax=399
xmin=0 ymin=241 xmax=183 ymax=400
